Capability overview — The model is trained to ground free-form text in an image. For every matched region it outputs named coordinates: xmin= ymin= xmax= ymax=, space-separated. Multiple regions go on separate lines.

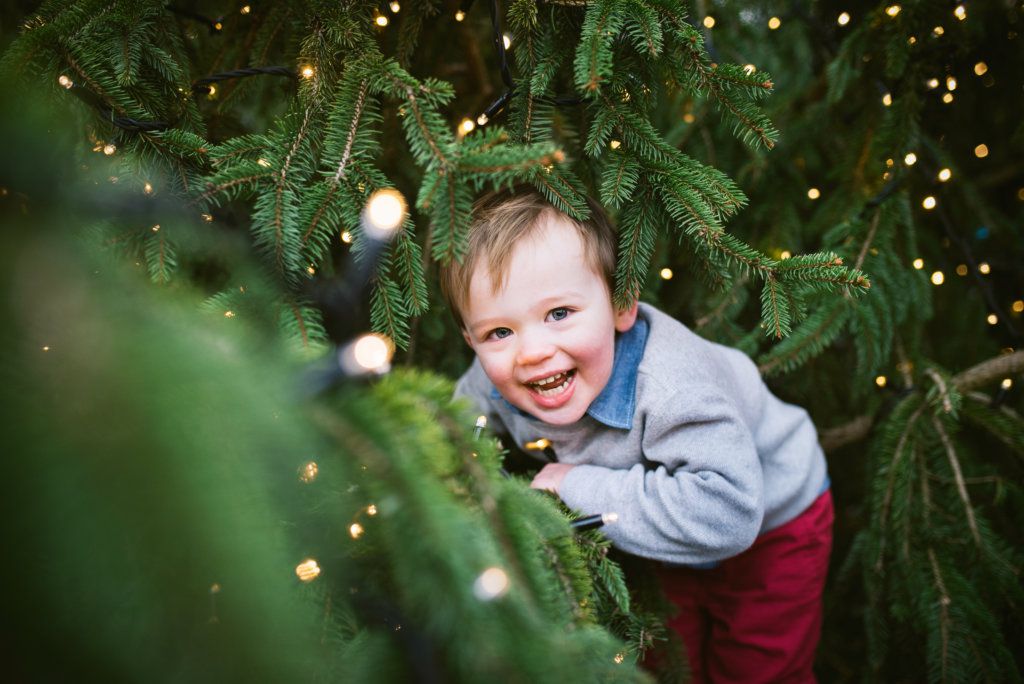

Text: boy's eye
xmin=489 ymin=327 xmax=513 ymax=340
xmin=548 ymin=307 xmax=570 ymax=321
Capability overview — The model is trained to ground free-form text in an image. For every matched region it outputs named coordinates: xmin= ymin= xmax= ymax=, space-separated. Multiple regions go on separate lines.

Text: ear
xmin=614 ymin=300 xmax=639 ymax=333
xmin=461 ymin=328 xmax=475 ymax=348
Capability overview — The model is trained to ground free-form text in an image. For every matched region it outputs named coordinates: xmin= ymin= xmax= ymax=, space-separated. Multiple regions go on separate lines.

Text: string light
xmin=240 ymin=5 xmax=251 ymax=14
xmin=349 ymin=522 xmax=365 ymax=539
xmin=476 ymin=113 xmax=489 ymax=126
xmin=299 ymin=461 xmax=319 ymax=483
xmin=458 ymin=117 xmax=475 ymax=136
xmin=875 ymin=375 xmax=887 ymax=387
xmin=780 ymin=250 xmax=792 ymax=259
xmin=974 ymin=62 xmax=988 ymax=76
xmin=614 ymin=653 xmax=626 ymax=664
xmin=987 ymin=314 xmax=998 ymax=325
xmin=938 ymin=168 xmax=952 ymax=182
xmin=956 ymin=264 xmax=968 ymax=276
xmin=455 ymin=9 xmax=465 ymax=21
xmin=58 ymin=74 xmax=73 ymax=89
xmin=103 ymin=143 xmax=116 ymax=155
xmin=363 ymin=188 xmax=407 ymax=237
xmin=744 ymin=64 xmax=756 ymax=75
xmin=837 ymin=12 xmax=850 ymax=26
xmin=942 ymin=92 xmax=954 ymax=104
xmin=768 ymin=17 xmax=781 ymax=30
xmin=683 ymin=113 xmax=696 ymax=123
xmin=151 ymin=224 xmax=160 ymax=232
xmin=807 ymin=187 xmax=821 ymax=199
xmin=932 ymin=26 xmax=944 ymax=37
xmin=201 ymin=213 xmax=213 ymax=222
xmin=974 ymin=144 xmax=989 ymax=158
xmin=375 ymin=14 xmax=388 ymax=27
xmin=946 ymin=76 xmax=957 ymax=91
xmin=306 ymin=265 xmax=315 ymax=275
xmin=213 ymin=21 xmax=223 ymax=31
xmin=341 ymin=230 xmax=353 ymax=243
xmin=885 ymin=5 xmax=901 ymax=18
xmin=660 ymin=268 xmax=673 ymax=280
xmin=931 ymin=271 xmax=944 ymax=285
xmin=472 ymin=567 xmax=510 ymax=601
xmin=978 ymin=262 xmax=991 ymax=274
xmin=1012 ymin=300 xmax=1024 ymax=313
xmin=912 ymin=258 xmax=924 ymax=269
xmin=224 ymin=310 xmax=236 ymax=318
xmin=301 ymin=65 xmax=315 ymax=79
xmin=350 ymin=334 xmax=393 ymax=373
xmin=524 ymin=438 xmax=551 ymax=451
xmin=703 ymin=16 xmax=715 ymax=29
xmin=1002 ymin=378 xmax=1014 ymax=389
xmin=390 ymin=1 xmax=400 ymax=12
xmin=207 ymin=84 xmax=217 ymax=98
xmin=295 ymin=559 xmax=321 ymax=582
xmin=143 ymin=182 xmax=154 ymax=194
xmin=927 ymin=78 xmax=939 ymax=89
xmin=904 ymin=152 xmax=917 ymax=166
xmin=367 ymin=504 xmax=378 ymax=516
xmin=882 ymin=92 xmax=892 ymax=106
xmin=609 ymin=139 xmax=621 ymax=150
xmin=922 ymin=196 xmax=936 ymax=210
xmin=42 ymin=345 xmax=50 ymax=352
xmin=503 ymin=33 xmax=511 ymax=49
xmin=257 ymin=158 xmax=271 ymax=167
xmin=954 ymin=5 xmax=966 ymax=21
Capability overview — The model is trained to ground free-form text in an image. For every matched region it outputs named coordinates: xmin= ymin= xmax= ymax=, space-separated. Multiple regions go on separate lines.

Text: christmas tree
xmin=2 ymin=0 xmax=1022 ymax=681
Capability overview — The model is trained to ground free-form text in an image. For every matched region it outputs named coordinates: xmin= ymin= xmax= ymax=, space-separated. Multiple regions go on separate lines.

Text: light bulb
xmin=703 ymin=16 xmax=715 ymax=28
xmin=885 ymin=5 xmax=901 ymax=18
xmin=938 ymin=168 xmax=951 ymax=182
xmin=660 ymin=268 xmax=673 ymax=280
xmin=913 ymin=258 xmax=924 ymax=270
xmin=931 ymin=271 xmax=944 ymax=285
xmin=837 ymin=12 xmax=850 ymax=26
xmin=875 ymin=375 xmax=887 ymax=387
xmin=807 ymin=188 xmax=821 ymax=200
xmin=363 ymin=188 xmax=407 ymax=237
xmin=301 ymin=65 xmax=315 ymax=79
xmin=295 ymin=559 xmax=321 ymax=582
xmin=974 ymin=144 xmax=988 ymax=158
xmin=58 ymin=74 xmax=73 ymax=89
xmin=922 ymin=196 xmax=936 ymax=210
xmin=768 ymin=17 xmax=781 ymax=30
xmin=904 ymin=153 xmax=917 ymax=166
xmin=473 ymin=567 xmax=510 ymax=601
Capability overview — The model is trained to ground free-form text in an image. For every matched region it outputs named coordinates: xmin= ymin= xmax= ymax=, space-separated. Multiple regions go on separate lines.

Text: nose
xmin=515 ymin=328 xmax=556 ymax=367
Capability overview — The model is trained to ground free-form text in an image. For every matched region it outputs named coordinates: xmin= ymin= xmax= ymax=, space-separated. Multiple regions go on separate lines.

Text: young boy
xmin=441 ymin=187 xmax=833 ymax=683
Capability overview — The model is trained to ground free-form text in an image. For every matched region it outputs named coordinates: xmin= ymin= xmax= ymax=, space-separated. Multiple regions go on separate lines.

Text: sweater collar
xmin=488 ymin=313 xmax=648 ymax=430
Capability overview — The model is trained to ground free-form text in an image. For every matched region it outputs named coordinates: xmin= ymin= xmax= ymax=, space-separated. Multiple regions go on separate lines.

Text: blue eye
xmin=490 ymin=327 xmax=512 ymax=340
xmin=549 ymin=307 xmax=569 ymax=321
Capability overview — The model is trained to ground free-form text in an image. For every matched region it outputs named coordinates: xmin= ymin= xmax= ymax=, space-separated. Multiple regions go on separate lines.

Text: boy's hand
xmin=530 ymin=463 xmax=575 ymax=495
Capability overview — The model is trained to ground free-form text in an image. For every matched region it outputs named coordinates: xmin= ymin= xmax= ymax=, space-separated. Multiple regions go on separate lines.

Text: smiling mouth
xmin=526 ymin=370 xmax=576 ymax=397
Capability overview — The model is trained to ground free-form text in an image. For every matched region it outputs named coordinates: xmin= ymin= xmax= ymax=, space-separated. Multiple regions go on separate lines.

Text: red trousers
xmin=658 ymin=490 xmax=834 ymax=684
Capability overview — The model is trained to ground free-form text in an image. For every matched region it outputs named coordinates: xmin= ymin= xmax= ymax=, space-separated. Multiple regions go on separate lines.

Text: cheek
xmin=477 ymin=352 xmax=515 ymax=386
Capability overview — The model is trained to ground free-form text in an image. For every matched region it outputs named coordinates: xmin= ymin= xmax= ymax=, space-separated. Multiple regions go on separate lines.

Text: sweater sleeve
xmin=557 ymin=384 xmax=764 ymax=564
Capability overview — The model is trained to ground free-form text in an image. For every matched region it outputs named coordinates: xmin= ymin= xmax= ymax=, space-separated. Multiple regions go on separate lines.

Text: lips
xmin=524 ymin=369 xmax=575 ymax=398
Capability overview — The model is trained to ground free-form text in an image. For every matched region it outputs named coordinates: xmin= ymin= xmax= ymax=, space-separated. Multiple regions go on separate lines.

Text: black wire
xmin=192 ymin=66 xmax=296 ymax=94
xmin=487 ymin=0 xmax=514 ymax=89
xmin=165 ymin=4 xmax=224 ymax=35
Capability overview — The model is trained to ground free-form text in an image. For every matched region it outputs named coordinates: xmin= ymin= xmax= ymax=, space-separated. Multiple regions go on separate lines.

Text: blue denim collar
xmin=488 ymin=314 xmax=648 ymax=430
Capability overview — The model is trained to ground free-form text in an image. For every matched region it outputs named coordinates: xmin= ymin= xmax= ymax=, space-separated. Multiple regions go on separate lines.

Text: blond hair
xmin=439 ymin=186 xmax=618 ymax=330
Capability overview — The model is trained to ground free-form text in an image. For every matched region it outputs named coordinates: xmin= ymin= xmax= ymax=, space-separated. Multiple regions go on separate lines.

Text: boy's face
xmin=461 ymin=214 xmax=637 ymax=425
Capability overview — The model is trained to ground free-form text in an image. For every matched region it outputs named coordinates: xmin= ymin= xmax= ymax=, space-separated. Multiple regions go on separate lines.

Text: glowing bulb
xmin=882 ymin=92 xmax=892 ymax=106
xmin=207 ymin=84 xmax=217 ymax=98
xmin=922 ymin=196 xmax=936 ymax=210
xmin=42 ymin=345 xmax=50 ymax=352
xmin=744 ymin=64 xmax=756 ymax=75
xmin=103 ymin=143 xmax=116 ymax=155
xmin=946 ymin=76 xmax=957 ymax=91
xmin=938 ymin=168 xmax=952 ymax=182
xmin=931 ymin=271 xmax=944 ymax=285
xmin=614 ymin=653 xmax=625 ymax=664
xmin=525 ymin=438 xmax=551 ymax=451
xmin=224 ymin=310 xmax=236 ymax=318
xmin=1002 ymin=378 xmax=1013 ymax=389
xmin=912 ymin=258 xmax=924 ymax=269
xmin=349 ymin=523 xmax=365 ymax=539
xmin=885 ymin=5 xmax=901 ymax=18
xmin=974 ymin=144 xmax=989 ymax=158
xmin=941 ymin=92 xmax=954 ymax=104
xmin=978 ymin=262 xmax=990 ymax=274
xmin=306 ymin=265 xmax=315 ymax=275
xmin=503 ymin=33 xmax=511 ymax=49
xmin=974 ymin=62 xmax=988 ymax=76
xmin=780 ymin=250 xmax=792 ymax=259
xmin=363 ymin=188 xmax=407 ymax=237
xmin=257 ymin=158 xmax=271 ymax=167
xmin=458 ymin=118 xmax=475 ymax=136
xmin=214 ymin=21 xmax=223 ymax=31
xmin=151 ymin=224 xmax=160 ymax=232
xmin=703 ymin=16 xmax=715 ymax=29
xmin=807 ymin=187 xmax=820 ymax=200
xmin=295 ymin=559 xmax=321 ymax=582
xmin=301 ymin=65 xmax=315 ymax=79
xmin=476 ymin=113 xmax=489 ymax=126
xmin=299 ymin=461 xmax=319 ymax=483
xmin=455 ymin=9 xmax=465 ymax=21
xmin=143 ymin=182 xmax=154 ymax=194
xmin=927 ymin=78 xmax=939 ymax=89
xmin=609 ymin=139 xmax=621 ymax=150
xmin=986 ymin=313 xmax=998 ymax=325
xmin=660 ymin=268 xmax=673 ymax=280
xmin=58 ymin=74 xmax=73 ymax=89
xmin=904 ymin=153 xmax=917 ymax=166
xmin=875 ymin=375 xmax=887 ymax=387
xmin=367 ymin=504 xmax=378 ymax=516
xmin=1012 ymin=300 xmax=1024 ymax=313
xmin=932 ymin=26 xmax=944 ymax=36
xmin=353 ymin=334 xmax=393 ymax=372
xmin=240 ymin=5 xmax=251 ymax=14
xmin=956 ymin=264 xmax=968 ymax=276
xmin=768 ymin=17 xmax=781 ymax=30
xmin=954 ymin=5 xmax=966 ymax=21
xmin=375 ymin=14 xmax=388 ymax=26
xmin=473 ymin=567 xmax=510 ymax=601
xmin=341 ymin=230 xmax=353 ymax=243
xmin=837 ymin=12 xmax=850 ymax=26
xmin=390 ymin=1 xmax=400 ymax=12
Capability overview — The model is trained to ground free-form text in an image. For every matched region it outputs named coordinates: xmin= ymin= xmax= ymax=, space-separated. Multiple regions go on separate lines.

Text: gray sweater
xmin=454 ymin=302 xmax=828 ymax=565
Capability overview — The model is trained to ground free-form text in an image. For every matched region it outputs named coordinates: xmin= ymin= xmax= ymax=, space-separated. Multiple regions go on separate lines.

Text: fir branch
xmin=930 ymin=416 xmax=982 ymax=549
xmin=926 ymin=547 xmax=952 ymax=682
